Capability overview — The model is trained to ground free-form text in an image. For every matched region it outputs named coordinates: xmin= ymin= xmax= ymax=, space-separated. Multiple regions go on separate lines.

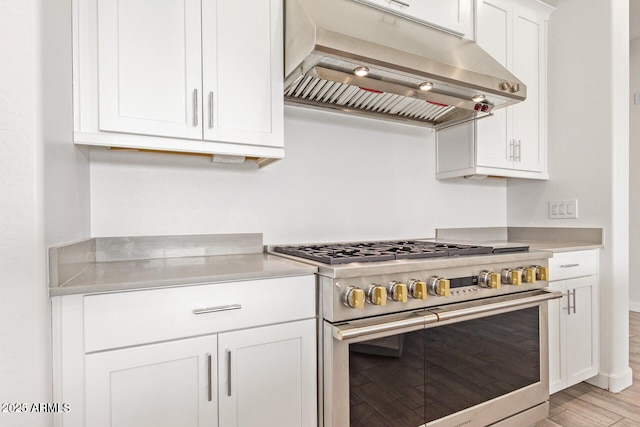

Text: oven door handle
xmin=332 ymin=313 xmax=438 ymax=341
xmin=430 ymin=288 xmax=563 ymax=323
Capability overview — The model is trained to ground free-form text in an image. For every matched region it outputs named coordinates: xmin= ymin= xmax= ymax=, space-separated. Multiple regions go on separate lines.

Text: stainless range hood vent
xmin=284 ymin=0 xmax=527 ymax=129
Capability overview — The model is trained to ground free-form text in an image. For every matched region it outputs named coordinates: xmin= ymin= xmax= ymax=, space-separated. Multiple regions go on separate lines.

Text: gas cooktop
xmin=273 ymin=240 xmax=525 ymax=265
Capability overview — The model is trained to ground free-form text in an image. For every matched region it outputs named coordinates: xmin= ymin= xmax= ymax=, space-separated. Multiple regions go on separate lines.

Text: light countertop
xmin=435 ymin=227 xmax=604 ymax=254
xmin=49 ymin=234 xmax=317 ymax=296
xmin=512 ymin=240 xmax=603 ymax=253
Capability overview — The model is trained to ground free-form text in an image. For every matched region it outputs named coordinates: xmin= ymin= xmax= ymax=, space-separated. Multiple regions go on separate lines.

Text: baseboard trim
xmin=630 ymin=302 xmax=640 ymax=313
xmin=586 ymin=368 xmax=634 ymax=393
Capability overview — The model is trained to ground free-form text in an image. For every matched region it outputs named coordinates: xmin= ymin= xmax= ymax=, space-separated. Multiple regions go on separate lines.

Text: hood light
xmin=419 ymin=82 xmax=434 ymax=91
xmin=472 ymin=94 xmax=486 ymax=102
xmin=353 ymin=66 xmax=370 ymax=77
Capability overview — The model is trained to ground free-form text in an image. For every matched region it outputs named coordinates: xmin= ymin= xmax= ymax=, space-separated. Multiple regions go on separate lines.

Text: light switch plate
xmin=549 ymin=199 xmax=578 ymax=219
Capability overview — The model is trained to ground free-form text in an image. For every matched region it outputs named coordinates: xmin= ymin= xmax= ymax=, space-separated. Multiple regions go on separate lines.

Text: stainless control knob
xmin=343 ymin=287 xmax=365 ymax=309
xmin=427 ymin=276 xmax=450 ymax=297
xmin=500 ymin=81 xmax=512 ymax=91
xmin=501 ymin=268 xmax=522 ymax=286
xmin=366 ymin=284 xmax=387 ymax=306
xmin=478 ymin=270 xmax=500 ymax=289
xmin=530 ymin=265 xmax=549 ymax=281
xmin=387 ymin=281 xmax=408 ymax=303
xmin=408 ymin=279 xmax=428 ymax=300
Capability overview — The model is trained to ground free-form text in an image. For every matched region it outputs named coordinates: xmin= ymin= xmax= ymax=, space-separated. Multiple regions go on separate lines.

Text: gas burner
xmin=274 ymin=240 xmax=502 ymax=264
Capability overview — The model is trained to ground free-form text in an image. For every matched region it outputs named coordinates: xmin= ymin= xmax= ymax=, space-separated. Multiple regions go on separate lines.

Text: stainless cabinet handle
xmin=517 ymin=140 xmax=522 ymax=162
xmin=192 ymin=304 xmax=242 ymax=315
xmin=559 ymin=264 xmax=580 ymax=269
xmin=207 ymin=353 xmax=212 ymax=402
xmin=227 ymin=349 xmax=232 ymax=397
xmin=208 ymin=91 xmax=214 ymax=129
xmin=509 ymin=140 xmax=514 ymax=161
xmin=193 ymin=89 xmax=199 ymax=127
xmin=572 ymin=289 xmax=577 ymax=314
xmin=565 ymin=290 xmax=572 ymax=315
xmin=390 ymin=0 xmax=410 ymax=6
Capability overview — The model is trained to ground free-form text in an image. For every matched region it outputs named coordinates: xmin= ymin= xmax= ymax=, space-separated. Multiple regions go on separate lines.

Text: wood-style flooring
xmin=537 ymin=311 xmax=640 ymax=427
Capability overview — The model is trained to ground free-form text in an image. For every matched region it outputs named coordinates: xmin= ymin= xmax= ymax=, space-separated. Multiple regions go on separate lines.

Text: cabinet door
xmin=511 ymin=5 xmax=545 ymax=172
xmin=548 ymin=280 xmax=567 ymax=394
xmin=404 ymin=0 xmax=473 ymax=36
xmin=218 ymin=319 xmax=317 ymax=427
xmin=202 ymin=0 xmax=284 ymax=148
xmin=85 ymin=335 xmax=217 ymax=427
xmin=566 ymin=276 xmax=598 ymax=386
xmin=475 ymin=0 xmax=512 ymax=169
xmin=97 ymin=0 xmax=203 ymax=140
xmin=354 ymin=0 xmax=473 ymax=36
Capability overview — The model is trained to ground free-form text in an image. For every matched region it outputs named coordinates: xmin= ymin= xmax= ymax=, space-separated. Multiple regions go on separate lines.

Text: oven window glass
xmin=349 ymin=331 xmax=425 ymax=427
xmin=424 ymin=306 xmax=540 ymax=422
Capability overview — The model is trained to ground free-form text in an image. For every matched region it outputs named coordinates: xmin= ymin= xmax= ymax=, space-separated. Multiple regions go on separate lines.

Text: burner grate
xmin=274 ymin=241 xmax=501 ymax=265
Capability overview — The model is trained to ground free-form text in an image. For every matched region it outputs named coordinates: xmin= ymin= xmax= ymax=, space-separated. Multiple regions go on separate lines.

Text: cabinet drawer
xmin=549 ymin=250 xmax=598 ymax=281
xmin=84 ymin=275 xmax=315 ymax=352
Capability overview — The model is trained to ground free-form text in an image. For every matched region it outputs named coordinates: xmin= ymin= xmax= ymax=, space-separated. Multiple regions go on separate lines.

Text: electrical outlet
xmin=549 ymin=199 xmax=578 ymax=219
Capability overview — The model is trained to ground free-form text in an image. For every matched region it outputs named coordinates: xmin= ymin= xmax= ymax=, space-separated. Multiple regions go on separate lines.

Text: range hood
xmin=284 ymin=0 xmax=526 ymax=129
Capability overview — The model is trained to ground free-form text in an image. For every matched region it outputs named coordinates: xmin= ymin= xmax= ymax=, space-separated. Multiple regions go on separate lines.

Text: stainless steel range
xmin=271 ymin=239 xmax=561 ymax=427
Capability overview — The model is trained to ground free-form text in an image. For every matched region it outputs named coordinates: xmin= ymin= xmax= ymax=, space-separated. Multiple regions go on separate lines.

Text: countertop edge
xmin=49 ymin=269 xmax=317 ymax=297
xmin=519 ymin=242 xmax=604 ymax=253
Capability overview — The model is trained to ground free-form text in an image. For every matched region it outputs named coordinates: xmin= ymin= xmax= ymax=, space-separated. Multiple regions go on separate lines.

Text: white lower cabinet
xmin=548 ymin=250 xmax=599 ymax=394
xmin=85 ymin=335 xmax=218 ymax=427
xmin=218 ymin=321 xmax=317 ymax=427
xmin=53 ymin=276 xmax=317 ymax=427
xmin=85 ymin=320 xmax=315 ymax=427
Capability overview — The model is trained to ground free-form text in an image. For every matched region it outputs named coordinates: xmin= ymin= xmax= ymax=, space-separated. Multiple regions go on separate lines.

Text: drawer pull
xmin=559 ymin=263 xmax=580 ymax=268
xmin=192 ymin=304 xmax=242 ymax=315
xmin=390 ymin=0 xmax=410 ymax=7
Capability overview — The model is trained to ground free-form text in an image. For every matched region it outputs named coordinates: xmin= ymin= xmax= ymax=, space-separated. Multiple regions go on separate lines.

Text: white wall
xmin=43 ymin=0 xmax=91 ymax=246
xmin=91 ymin=106 xmax=508 ymax=243
xmin=507 ymin=0 xmax=631 ymax=392
xmin=630 ymin=38 xmax=640 ymax=312
xmin=0 ymin=1 xmax=50 ymax=426
xmin=0 ymin=1 xmax=90 ymax=425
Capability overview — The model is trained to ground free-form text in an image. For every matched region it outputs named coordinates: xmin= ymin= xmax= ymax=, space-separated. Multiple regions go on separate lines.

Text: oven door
xmin=323 ymin=289 xmax=561 ymax=427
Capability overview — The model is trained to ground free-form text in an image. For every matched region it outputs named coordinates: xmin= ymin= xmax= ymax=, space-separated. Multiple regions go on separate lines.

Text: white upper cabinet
xmin=74 ymin=0 xmax=284 ymax=164
xmin=202 ymin=0 xmax=283 ymax=147
xmin=353 ymin=0 xmax=474 ymax=37
xmin=436 ymin=0 xmax=552 ymax=180
xmin=97 ymin=0 xmax=203 ymax=140
xmin=474 ymin=0 xmax=511 ymax=170
xmin=509 ymin=3 xmax=546 ymax=172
